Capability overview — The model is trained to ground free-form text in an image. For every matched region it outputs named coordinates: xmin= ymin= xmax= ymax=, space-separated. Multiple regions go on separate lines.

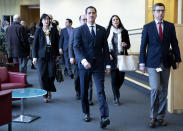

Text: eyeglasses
xmin=154 ymin=10 xmax=165 ymax=13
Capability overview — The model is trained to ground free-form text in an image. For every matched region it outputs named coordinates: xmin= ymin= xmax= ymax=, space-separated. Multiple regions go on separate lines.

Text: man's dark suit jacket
xmin=68 ymin=28 xmax=77 ymax=59
xmin=139 ymin=20 xmax=181 ymax=68
xmin=59 ymin=28 xmax=72 ymax=51
xmin=6 ymin=22 xmax=29 ymax=57
xmin=73 ymin=24 xmax=110 ymax=71
xmin=32 ymin=26 xmax=59 ymax=58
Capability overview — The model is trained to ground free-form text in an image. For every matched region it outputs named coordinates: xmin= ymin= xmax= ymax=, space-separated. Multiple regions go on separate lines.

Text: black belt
xmin=46 ymin=45 xmax=52 ymax=48
xmin=46 ymin=45 xmax=52 ymax=52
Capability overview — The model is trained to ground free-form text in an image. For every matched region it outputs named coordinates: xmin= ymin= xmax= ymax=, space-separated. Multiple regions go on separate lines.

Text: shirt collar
xmin=155 ymin=19 xmax=164 ymax=24
xmin=87 ymin=23 xmax=96 ymax=27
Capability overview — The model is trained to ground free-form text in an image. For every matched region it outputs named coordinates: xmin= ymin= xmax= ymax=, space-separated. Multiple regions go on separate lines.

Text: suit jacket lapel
xmin=152 ymin=21 xmax=161 ymax=42
xmin=162 ymin=21 xmax=167 ymax=42
xmin=65 ymin=28 xmax=69 ymax=38
xmin=83 ymin=24 xmax=92 ymax=40
xmin=95 ymin=25 xmax=100 ymax=46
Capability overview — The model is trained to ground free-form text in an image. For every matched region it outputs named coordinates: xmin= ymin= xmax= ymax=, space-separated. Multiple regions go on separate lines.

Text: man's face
xmin=153 ymin=6 xmax=165 ymax=21
xmin=65 ymin=20 xmax=72 ymax=27
xmin=21 ymin=21 xmax=25 ymax=26
xmin=86 ymin=8 xmax=97 ymax=24
xmin=80 ymin=15 xmax=87 ymax=25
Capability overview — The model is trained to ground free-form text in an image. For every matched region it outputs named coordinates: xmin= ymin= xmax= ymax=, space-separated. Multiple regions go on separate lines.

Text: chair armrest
xmin=8 ymin=72 xmax=27 ymax=84
xmin=0 ymin=79 xmax=1 ymax=91
xmin=0 ymin=90 xmax=12 ymax=126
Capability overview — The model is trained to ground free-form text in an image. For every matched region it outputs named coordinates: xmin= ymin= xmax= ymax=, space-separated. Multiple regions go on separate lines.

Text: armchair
xmin=0 ymin=90 xmax=12 ymax=131
xmin=0 ymin=67 xmax=27 ymax=100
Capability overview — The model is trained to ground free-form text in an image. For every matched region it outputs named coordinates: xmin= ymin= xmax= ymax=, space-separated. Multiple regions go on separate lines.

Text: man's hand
xmin=33 ymin=58 xmax=37 ymax=65
xmin=110 ymin=54 xmax=113 ymax=60
xmin=83 ymin=61 xmax=91 ymax=69
xmin=176 ymin=62 xmax=179 ymax=69
xmin=56 ymin=56 xmax=60 ymax=62
xmin=139 ymin=65 xmax=146 ymax=73
xmin=70 ymin=58 xmax=75 ymax=64
xmin=59 ymin=48 xmax=63 ymax=54
xmin=105 ymin=68 xmax=111 ymax=74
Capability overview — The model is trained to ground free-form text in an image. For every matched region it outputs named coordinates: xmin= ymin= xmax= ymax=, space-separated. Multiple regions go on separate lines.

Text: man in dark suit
xmin=59 ymin=19 xmax=73 ymax=78
xmin=74 ymin=6 xmax=111 ymax=128
xmin=139 ymin=3 xmax=181 ymax=128
xmin=69 ymin=15 xmax=93 ymax=104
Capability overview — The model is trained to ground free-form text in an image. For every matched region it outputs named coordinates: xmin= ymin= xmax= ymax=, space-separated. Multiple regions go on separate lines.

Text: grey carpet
xmin=1 ymin=62 xmax=183 ymax=131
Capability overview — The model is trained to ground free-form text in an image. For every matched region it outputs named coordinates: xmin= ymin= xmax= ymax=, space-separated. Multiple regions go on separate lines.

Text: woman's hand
xmin=122 ymin=42 xmax=127 ymax=47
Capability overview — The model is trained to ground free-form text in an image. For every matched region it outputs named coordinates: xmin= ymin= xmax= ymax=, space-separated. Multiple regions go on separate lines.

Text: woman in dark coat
xmin=106 ymin=15 xmax=131 ymax=105
xmin=32 ymin=14 xmax=59 ymax=103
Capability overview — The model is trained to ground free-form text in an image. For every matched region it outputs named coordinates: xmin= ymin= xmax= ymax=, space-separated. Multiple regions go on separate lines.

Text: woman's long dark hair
xmin=107 ymin=15 xmax=124 ymax=32
xmin=39 ymin=14 xmax=50 ymax=27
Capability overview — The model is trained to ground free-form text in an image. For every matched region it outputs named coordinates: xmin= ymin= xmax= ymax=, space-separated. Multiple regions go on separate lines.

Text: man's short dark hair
xmin=153 ymin=3 xmax=165 ymax=11
xmin=66 ymin=18 xmax=72 ymax=25
xmin=85 ymin=6 xmax=97 ymax=14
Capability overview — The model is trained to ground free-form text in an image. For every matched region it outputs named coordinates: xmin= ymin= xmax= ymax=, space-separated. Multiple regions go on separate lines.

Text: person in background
xmin=28 ymin=22 xmax=37 ymax=69
xmin=6 ymin=15 xmax=32 ymax=87
xmin=139 ymin=3 xmax=181 ymax=128
xmin=32 ymin=14 xmax=59 ymax=103
xmin=106 ymin=15 xmax=130 ymax=105
xmin=59 ymin=18 xmax=74 ymax=79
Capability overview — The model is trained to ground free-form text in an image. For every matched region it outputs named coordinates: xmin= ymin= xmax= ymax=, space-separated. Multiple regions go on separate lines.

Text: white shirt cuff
xmin=106 ymin=65 xmax=111 ymax=69
xmin=81 ymin=59 xmax=87 ymax=65
xmin=139 ymin=63 xmax=145 ymax=66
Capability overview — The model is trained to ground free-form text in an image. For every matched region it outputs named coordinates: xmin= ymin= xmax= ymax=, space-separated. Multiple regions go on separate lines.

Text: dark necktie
xmin=91 ymin=26 xmax=95 ymax=39
xmin=158 ymin=22 xmax=163 ymax=41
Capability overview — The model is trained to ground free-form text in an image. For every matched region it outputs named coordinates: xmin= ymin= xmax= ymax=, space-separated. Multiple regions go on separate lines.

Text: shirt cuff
xmin=106 ymin=65 xmax=111 ymax=69
xmin=81 ymin=59 xmax=87 ymax=65
xmin=139 ymin=63 xmax=145 ymax=66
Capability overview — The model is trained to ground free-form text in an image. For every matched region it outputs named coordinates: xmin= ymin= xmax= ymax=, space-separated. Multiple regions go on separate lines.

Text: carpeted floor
xmin=1 ymin=62 xmax=183 ymax=131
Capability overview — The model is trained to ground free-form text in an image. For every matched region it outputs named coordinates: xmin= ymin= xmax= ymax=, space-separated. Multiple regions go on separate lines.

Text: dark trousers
xmin=63 ymin=50 xmax=72 ymax=76
xmin=79 ymin=68 xmax=109 ymax=117
xmin=37 ymin=52 xmax=56 ymax=97
xmin=74 ymin=63 xmax=93 ymax=101
xmin=13 ymin=57 xmax=28 ymax=73
xmin=111 ymin=69 xmax=125 ymax=100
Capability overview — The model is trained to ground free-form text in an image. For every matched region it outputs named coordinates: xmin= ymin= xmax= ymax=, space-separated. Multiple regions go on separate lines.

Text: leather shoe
xmin=114 ymin=98 xmax=120 ymax=106
xmin=84 ymin=114 xmax=90 ymax=122
xmin=44 ymin=98 xmax=48 ymax=103
xmin=157 ymin=119 xmax=167 ymax=126
xmin=70 ymin=74 xmax=74 ymax=79
xmin=47 ymin=92 xmax=52 ymax=99
xmin=27 ymin=83 xmax=33 ymax=87
xmin=75 ymin=93 xmax=80 ymax=100
xmin=149 ymin=118 xmax=156 ymax=128
xmin=89 ymin=101 xmax=94 ymax=105
xmin=100 ymin=117 xmax=110 ymax=128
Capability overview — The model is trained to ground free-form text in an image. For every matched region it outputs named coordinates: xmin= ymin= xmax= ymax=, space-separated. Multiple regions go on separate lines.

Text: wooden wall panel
xmin=146 ymin=0 xmax=178 ymax=24
xmin=168 ymin=24 xmax=183 ymax=113
xmin=173 ymin=25 xmax=183 ymax=109
xmin=20 ymin=5 xmax=40 ymax=27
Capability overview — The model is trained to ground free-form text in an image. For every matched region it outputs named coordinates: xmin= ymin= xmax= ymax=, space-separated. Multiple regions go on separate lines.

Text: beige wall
xmin=40 ymin=0 xmax=145 ymax=29
xmin=0 ymin=0 xmax=39 ymax=20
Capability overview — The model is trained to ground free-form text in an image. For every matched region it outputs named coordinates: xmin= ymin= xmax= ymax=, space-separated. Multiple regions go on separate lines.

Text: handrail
xmin=128 ymin=28 xmax=143 ymax=32
xmin=129 ymin=32 xmax=142 ymax=36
